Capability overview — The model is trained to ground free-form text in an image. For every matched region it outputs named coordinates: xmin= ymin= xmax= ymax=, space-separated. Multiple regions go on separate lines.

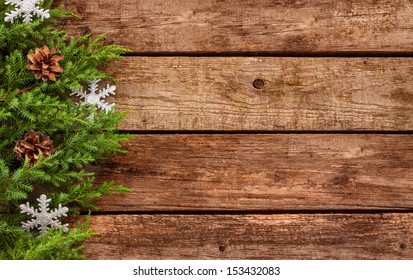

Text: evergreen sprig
xmin=1 ymin=215 xmax=96 ymax=260
xmin=0 ymin=1 xmax=132 ymax=259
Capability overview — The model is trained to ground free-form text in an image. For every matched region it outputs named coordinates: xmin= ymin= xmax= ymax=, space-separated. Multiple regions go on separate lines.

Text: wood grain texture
xmin=52 ymin=0 xmax=413 ymax=261
xmin=78 ymin=213 xmax=413 ymax=259
xmin=57 ymin=0 xmax=413 ymax=53
xmin=93 ymin=134 xmax=413 ymax=212
xmin=105 ymin=57 xmax=413 ymax=131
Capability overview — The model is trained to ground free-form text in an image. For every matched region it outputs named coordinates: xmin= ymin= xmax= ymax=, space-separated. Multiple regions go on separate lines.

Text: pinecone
xmin=27 ymin=46 xmax=64 ymax=81
xmin=14 ymin=130 xmax=55 ymax=165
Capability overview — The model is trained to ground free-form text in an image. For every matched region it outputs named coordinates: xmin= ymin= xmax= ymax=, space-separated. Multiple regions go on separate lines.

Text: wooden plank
xmin=105 ymin=57 xmax=413 ymax=131
xmin=57 ymin=0 xmax=413 ymax=53
xmin=93 ymin=134 xmax=413 ymax=211
xmin=78 ymin=213 xmax=413 ymax=259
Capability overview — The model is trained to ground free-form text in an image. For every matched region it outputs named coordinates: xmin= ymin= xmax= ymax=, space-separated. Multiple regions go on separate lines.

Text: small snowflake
xmin=20 ymin=194 xmax=69 ymax=235
xmin=4 ymin=0 xmax=50 ymax=24
xmin=71 ymin=79 xmax=116 ymax=114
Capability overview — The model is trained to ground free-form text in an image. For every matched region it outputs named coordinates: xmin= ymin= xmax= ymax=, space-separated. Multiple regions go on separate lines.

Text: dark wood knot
xmin=253 ymin=79 xmax=265 ymax=89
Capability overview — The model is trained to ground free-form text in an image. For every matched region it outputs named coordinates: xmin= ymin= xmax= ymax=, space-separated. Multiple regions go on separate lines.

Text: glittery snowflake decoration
xmin=71 ymin=79 xmax=116 ymax=113
xmin=20 ymin=194 xmax=69 ymax=235
xmin=4 ymin=0 xmax=50 ymax=24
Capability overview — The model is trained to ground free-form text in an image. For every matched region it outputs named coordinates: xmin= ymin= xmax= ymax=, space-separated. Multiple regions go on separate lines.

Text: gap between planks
xmin=83 ymin=209 xmax=413 ymax=217
xmin=123 ymin=52 xmax=413 ymax=57
xmin=121 ymin=130 xmax=413 ymax=135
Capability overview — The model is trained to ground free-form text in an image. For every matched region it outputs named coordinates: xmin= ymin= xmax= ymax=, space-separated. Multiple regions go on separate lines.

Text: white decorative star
xmin=4 ymin=0 xmax=50 ymax=24
xmin=20 ymin=194 xmax=69 ymax=235
xmin=71 ymin=79 xmax=116 ymax=114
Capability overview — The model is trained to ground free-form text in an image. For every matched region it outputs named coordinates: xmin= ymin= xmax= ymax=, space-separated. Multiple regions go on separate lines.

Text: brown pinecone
xmin=14 ymin=130 xmax=55 ymax=165
xmin=27 ymin=46 xmax=64 ymax=82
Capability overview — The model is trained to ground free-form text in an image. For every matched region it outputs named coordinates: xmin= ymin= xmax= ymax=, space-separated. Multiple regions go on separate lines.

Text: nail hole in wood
xmin=219 ymin=245 xmax=226 ymax=252
xmin=253 ymin=79 xmax=265 ymax=89
xmin=399 ymin=243 xmax=407 ymax=250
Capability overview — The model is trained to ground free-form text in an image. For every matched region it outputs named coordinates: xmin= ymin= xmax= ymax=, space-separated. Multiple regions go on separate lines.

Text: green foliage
xmin=0 ymin=1 xmax=132 ymax=259
xmin=0 ymin=216 xmax=96 ymax=260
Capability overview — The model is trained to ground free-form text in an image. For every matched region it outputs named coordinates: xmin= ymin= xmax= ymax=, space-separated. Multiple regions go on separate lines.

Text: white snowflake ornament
xmin=4 ymin=0 xmax=50 ymax=24
xmin=20 ymin=194 xmax=69 ymax=235
xmin=71 ymin=79 xmax=116 ymax=114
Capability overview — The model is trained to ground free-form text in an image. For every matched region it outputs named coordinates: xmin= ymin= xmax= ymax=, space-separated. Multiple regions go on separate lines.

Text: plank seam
xmin=118 ymin=130 xmax=413 ymax=135
xmin=84 ymin=209 xmax=413 ymax=216
xmin=123 ymin=52 xmax=413 ymax=58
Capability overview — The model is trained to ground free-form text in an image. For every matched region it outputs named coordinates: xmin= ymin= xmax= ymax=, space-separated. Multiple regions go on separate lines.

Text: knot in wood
xmin=253 ymin=79 xmax=265 ymax=89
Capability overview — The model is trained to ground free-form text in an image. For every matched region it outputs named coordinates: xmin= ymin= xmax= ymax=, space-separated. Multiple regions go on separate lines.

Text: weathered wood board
xmin=108 ymin=57 xmax=413 ymax=131
xmin=58 ymin=0 xmax=413 ymax=53
xmin=94 ymin=134 xmax=413 ymax=212
xmin=78 ymin=214 xmax=413 ymax=259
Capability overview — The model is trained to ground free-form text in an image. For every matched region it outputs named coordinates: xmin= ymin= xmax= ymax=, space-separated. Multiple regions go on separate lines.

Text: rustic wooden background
xmin=59 ymin=0 xmax=413 ymax=259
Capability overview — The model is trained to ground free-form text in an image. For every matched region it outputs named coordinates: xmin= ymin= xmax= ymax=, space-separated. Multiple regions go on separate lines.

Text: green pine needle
xmin=0 ymin=0 xmax=133 ymax=259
